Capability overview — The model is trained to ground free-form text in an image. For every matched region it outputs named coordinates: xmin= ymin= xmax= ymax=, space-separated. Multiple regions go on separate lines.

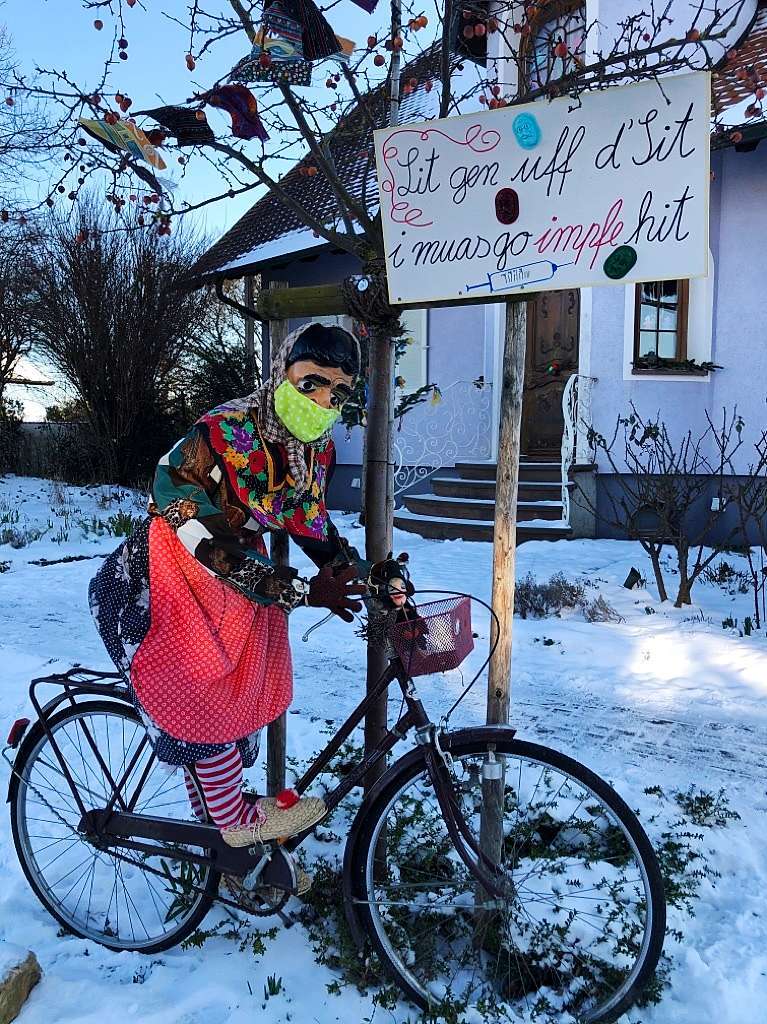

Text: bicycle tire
xmin=10 ymin=699 xmax=220 ymax=954
xmin=348 ymin=728 xmax=666 ymax=1024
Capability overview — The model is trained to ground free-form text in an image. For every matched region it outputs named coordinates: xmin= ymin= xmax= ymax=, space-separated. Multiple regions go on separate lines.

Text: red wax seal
xmin=495 ymin=188 xmax=519 ymax=225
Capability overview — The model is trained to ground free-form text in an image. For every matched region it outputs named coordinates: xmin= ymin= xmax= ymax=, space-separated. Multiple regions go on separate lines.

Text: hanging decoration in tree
xmin=133 ymin=105 xmax=216 ymax=146
xmin=77 ymin=116 xmax=167 ymax=170
xmin=230 ymin=0 xmax=312 ymax=87
xmin=290 ymin=0 xmax=341 ymax=61
xmin=330 ymin=35 xmax=356 ymax=66
xmin=199 ymin=84 xmax=269 ymax=141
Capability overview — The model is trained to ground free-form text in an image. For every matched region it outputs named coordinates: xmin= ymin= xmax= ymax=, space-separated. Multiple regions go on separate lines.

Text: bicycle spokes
xmin=361 ymin=748 xmax=655 ymax=1023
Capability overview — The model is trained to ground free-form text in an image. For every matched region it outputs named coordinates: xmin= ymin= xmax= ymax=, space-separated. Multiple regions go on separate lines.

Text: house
xmin=190 ymin=1 xmax=767 ymax=543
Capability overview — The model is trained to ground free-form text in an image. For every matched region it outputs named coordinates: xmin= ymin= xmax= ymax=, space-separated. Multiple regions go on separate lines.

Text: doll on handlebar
xmin=365 ymin=553 xmax=430 ymax=652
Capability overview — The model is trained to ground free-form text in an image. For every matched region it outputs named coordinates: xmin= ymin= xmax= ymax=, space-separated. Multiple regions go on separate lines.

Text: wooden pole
xmin=363 ymin=322 xmax=395 ymax=794
xmin=479 ymin=297 xmax=528 ymax=870
xmin=266 ymin=280 xmax=289 ymax=796
xmin=487 ymin=297 xmax=527 ymax=725
xmin=244 ymin=275 xmax=257 ymax=388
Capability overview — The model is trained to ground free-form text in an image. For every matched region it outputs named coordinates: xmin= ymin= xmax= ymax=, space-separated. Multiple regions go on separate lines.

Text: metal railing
xmin=561 ymin=374 xmax=598 ymax=526
xmin=393 ymin=379 xmax=493 ymax=498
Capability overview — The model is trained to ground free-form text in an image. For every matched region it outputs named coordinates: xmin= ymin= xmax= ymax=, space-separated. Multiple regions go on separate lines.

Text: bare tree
xmin=733 ymin=425 xmax=767 ymax=629
xmin=178 ymin=279 xmax=258 ymax=420
xmin=0 ymin=230 xmax=34 ymax=401
xmin=29 ymin=197 xmax=210 ymax=484
xmin=585 ymin=404 xmax=749 ymax=607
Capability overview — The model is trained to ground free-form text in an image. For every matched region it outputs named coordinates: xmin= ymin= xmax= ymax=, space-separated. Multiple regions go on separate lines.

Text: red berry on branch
xmin=118 ymin=38 xmax=128 ymax=49
xmin=643 ymin=32 xmax=651 ymax=42
xmin=374 ymin=53 xmax=385 ymax=66
xmin=491 ymin=83 xmax=501 ymax=96
xmin=393 ymin=36 xmax=403 ymax=49
xmin=463 ymin=25 xmax=475 ymax=39
xmin=195 ymin=109 xmax=206 ymax=120
xmin=58 ymin=185 xmax=66 ymax=193
xmin=105 ymin=112 xmax=118 ymax=125
xmin=745 ymin=103 xmax=759 ymax=118
xmin=402 ymin=84 xmax=412 ymax=95
xmin=129 ymin=194 xmax=137 ymax=201
xmin=488 ymin=17 xmax=498 ymax=33
xmin=150 ymin=193 xmax=160 ymax=203
xmin=94 ymin=19 xmax=103 ymax=30
xmin=185 ymin=54 xmax=196 ymax=71
xmin=5 ymin=97 xmax=13 ymax=106
xmin=479 ymin=94 xmax=487 ymax=104
xmin=367 ymin=34 xmax=376 ymax=48
xmin=474 ymin=24 xmax=486 ymax=37
xmin=424 ymin=79 xmax=433 ymax=92
xmin=68 ymin=191 xmax=76 ymax=200
xmin=115 ymin=93 xmax=125 ymax=104
xmin=0 ymin=209 xmax=8 ymax=222
xmin=417 ymin=16 xmax=428 ymax=28
xmin=756 ymin=88 xmax=765 ymax=100
xmin=409 ymin=77 xmax=418 ymax=88
xmin=554 ymin=40 xmax=568 ymax=58
xmin=730 ymin=130 xmax=743 ymax=143
xmin=119 ymin=50 xmax=128 ymax=60
xmin=178 ymin=156 xmax=186 ymax=165
xmin=127 ymin=0 xmax=136 ymax=6
xmin=686 ymin=28 xmax=701 ymax=42
xmin=488 ymin=98 xmax=498 ymax=110
xmin=307 ymin=166 xmax=318 ymax=176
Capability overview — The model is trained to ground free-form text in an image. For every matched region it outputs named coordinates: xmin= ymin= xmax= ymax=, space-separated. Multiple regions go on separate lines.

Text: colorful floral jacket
xmin=150 ymin=401 xmax=350 ymax=612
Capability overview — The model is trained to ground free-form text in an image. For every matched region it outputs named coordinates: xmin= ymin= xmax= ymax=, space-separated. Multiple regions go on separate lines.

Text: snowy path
xmin=2 ymin=476 xmax=767 ymax=1024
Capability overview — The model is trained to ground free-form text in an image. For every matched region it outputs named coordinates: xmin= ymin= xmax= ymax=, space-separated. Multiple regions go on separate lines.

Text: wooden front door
xmin=521 ymin=289 xmax=580 ymax=457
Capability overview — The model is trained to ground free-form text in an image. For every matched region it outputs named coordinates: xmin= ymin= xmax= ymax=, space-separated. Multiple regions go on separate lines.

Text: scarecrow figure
xmin=89 ymin=324 xmax=370 ymax=876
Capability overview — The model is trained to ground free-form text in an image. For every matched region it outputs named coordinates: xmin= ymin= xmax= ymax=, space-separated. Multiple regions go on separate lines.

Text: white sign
xmin=373 ymin=72 xmax=710 ymax=305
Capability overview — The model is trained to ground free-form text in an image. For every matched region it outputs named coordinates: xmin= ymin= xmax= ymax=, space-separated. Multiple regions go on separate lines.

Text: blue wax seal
xmin=512 ymin=112 xmax=541 ymax=150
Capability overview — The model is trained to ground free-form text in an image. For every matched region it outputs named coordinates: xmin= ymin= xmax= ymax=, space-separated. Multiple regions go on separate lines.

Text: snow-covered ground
xmin=1 ymin=474 xmax=766 ymax=1024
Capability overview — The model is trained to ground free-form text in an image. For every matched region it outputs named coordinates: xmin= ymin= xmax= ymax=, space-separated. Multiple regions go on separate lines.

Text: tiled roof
xmin=189 ymin=48 xmax=444 ymax=282
xmin=712 ymin=0 xmax=767 ymax=137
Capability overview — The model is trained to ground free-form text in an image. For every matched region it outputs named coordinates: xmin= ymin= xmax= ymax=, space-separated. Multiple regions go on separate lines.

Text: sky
xmin=2 ymin=0 xmax=389 ymax=238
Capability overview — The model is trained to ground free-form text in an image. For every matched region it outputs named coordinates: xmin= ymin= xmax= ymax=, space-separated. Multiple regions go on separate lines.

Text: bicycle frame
xmin=11 ymin=660 xmax=510 ymax=898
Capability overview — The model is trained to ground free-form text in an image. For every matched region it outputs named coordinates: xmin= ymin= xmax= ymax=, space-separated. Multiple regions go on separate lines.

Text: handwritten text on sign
xmin=373 ymin=72 xmax=710 ymax=305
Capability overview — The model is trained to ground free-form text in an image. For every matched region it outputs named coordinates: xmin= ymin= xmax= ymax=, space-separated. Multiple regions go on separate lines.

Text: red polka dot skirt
xmin=130 ymin=517 xmax=293 ymax=745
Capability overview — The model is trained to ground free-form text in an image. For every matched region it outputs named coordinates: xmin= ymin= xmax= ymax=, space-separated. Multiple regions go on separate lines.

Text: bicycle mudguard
xmin=341 ymin=725 xmax=517 ymax=949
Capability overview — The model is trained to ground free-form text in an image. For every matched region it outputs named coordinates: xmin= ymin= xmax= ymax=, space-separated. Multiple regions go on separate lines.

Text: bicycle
xmin=4 ymin=589 xmax=666 ymax=1024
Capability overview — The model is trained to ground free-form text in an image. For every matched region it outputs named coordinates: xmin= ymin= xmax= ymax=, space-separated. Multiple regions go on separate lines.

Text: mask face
xmin=274 ymin=379 xmax=340 ymax=443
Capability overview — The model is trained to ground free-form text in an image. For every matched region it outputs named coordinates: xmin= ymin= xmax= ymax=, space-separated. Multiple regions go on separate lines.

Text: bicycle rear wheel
xmin=10 ymin=700 xmax=219 ymax=953
xmin=348 ymin=730 xmax=666 ymax=1023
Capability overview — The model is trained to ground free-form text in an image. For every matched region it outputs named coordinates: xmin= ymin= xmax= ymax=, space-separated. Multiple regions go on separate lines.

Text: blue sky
xmin=3 ymin=0 xmax=387 ymax=237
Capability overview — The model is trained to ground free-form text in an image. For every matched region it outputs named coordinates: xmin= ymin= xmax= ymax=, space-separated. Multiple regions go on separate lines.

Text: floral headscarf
xmin=227 ymin=323 xmax=360 ymax=494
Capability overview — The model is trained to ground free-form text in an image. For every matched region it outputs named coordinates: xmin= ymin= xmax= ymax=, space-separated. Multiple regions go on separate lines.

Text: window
xmin=526 ymin=1 xmax=586 ymax=90
xmin=395 ymin=309 xmax=428 ymax=393
xmin=633 ymin=280 xmax=690 ymax=364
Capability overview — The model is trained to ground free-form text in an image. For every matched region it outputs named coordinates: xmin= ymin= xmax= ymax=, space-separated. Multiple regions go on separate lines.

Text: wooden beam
xmin=220 ymin=277 xmax=536 ymax=321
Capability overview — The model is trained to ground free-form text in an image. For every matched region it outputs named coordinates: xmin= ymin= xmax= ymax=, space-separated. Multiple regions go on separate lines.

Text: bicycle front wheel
xmin=10 ymin=700 xmax=219 ymax=953
xmin=349 ymin=731 xmax=666 ymax=1023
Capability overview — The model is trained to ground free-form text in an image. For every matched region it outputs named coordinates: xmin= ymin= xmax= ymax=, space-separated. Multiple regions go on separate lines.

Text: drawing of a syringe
xmin=466 ymin=259 xmax=574 ymax=293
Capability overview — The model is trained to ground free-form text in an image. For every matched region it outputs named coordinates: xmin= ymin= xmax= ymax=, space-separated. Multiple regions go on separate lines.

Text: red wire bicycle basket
xmin=388 ymin=597 xmax=474 ymax=677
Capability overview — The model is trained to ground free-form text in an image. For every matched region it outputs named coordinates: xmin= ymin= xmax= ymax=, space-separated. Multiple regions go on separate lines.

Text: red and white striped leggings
xmin=183 ymin=745 xmax=262 ymax=829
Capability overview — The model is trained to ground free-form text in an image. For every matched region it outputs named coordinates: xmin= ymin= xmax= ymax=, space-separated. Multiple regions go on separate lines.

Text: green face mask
xmin=274 ymin=379 xmax=340 ymax=443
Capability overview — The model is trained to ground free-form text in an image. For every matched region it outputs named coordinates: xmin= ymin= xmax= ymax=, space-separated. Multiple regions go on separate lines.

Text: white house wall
xmin=588 ymin=144 xmax=767 ymax=475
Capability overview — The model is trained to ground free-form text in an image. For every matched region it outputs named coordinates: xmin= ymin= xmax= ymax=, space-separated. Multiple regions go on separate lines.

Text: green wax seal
xmin=603 ymin=245 xmax=638 ymax=280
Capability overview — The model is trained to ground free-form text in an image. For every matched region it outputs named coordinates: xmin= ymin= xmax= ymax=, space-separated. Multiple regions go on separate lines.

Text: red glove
xmin=307 ymin=564 xmax=367 ymax=623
